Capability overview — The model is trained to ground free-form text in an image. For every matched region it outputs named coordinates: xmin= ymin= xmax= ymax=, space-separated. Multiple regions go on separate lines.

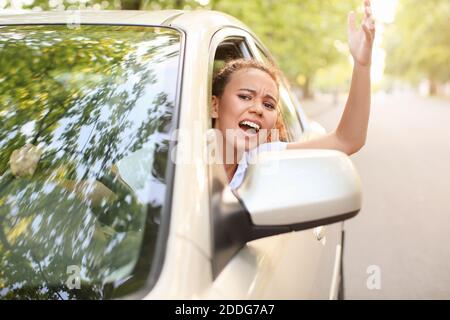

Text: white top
xmin=229 ymin=141 xmax=288 ymax=190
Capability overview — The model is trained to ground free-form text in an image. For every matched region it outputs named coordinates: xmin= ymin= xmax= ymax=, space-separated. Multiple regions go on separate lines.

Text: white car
xmin=0 ymin=10 xmax=361 ymax=300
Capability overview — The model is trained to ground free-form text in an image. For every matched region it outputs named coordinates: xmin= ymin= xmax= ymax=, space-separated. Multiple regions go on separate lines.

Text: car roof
xmin=0 ymin=9 xmax=250 ymax=33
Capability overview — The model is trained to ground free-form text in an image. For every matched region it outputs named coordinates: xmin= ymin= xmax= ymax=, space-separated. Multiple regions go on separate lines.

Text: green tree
xmin=210 ymin=0 xmax=358 ymax=98
xmin=0 ymin=25 xmax=178 ymax=299
xmin=2 ymin=0 xmax=358 ymax=97
xmin=384 ymin=0 xmax=450 ymax=95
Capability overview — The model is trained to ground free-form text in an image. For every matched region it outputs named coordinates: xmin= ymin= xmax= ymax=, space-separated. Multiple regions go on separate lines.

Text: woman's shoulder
xmin=229 ymin=141 xmax=287 ymax=190
xmin=245 ymin=141 xmax=288 ymax=163
xmin=252 ymin=141 xmax=288 ymax=154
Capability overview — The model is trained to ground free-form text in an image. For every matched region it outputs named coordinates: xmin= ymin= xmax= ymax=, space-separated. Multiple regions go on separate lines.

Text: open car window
xmin=213 ymin=39 xmax=249 ymax=75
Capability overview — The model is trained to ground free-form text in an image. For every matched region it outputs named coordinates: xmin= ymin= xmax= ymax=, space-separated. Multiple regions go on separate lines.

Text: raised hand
xmin=348 ymin=0 xmax=376 ymax=67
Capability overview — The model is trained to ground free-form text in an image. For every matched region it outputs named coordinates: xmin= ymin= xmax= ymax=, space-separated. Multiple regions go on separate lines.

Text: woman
xmin=211 ymin=0 xmax=376 ymax=190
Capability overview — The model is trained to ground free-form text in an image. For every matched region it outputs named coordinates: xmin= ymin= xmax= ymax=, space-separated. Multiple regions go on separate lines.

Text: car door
xmin=250 ymin=39 xmax=344 ymax=299
xmin=206 ymin=28 xmax=343 ymax=299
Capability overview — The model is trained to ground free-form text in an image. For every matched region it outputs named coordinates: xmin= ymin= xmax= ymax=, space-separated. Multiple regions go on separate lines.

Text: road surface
xmin=305 ymin=93 xmax=450 ymax=299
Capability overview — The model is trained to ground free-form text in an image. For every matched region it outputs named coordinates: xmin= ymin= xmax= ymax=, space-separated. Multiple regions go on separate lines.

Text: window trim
xmin=207 ymin=28 xmax=256 ymax=122
xmin=208 ymin=27 xmax=257 ymax=279
xmin=119 ymin=25 xmax=186 ymax=300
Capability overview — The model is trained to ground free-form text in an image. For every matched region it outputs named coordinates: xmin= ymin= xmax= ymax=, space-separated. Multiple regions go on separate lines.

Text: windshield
xmin=0 ymin=25 xmax=181 ymax=299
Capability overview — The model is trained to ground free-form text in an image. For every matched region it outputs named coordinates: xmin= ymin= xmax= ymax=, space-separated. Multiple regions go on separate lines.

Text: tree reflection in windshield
xmin=0 ymin=25 xmax=180 ymax=299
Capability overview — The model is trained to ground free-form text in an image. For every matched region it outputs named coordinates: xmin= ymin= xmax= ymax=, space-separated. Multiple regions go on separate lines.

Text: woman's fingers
xmin=363 ymin=12 xmax=375 ymax=39
xmin=365 ymin=3 xmax=372 ymax=17
xmin=363 ymin=14 xmax=375 ymax=31
xmin=363 ymin=0 xmax=375 ymax=28
xmin=362 ymin=22 xmax=374 ymax=43
xmin=362 ymin=0 xmax=375 ymax=32
xmin=348 ymin=10 xmax=356 ymax=33
xmin=349 ymin=0 xmax=376 ymax=38
xmin=367 ymin=15 xmax=376 ymax=32
xmin=369 ymin=18 xmax=376 ymax=31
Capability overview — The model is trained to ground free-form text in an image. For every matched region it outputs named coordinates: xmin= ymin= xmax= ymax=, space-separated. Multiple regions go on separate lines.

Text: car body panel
xmin=0 ymin=10 xmax=183 ymax=26
xmin=142 ymin=234 xmax=212 ymax=299
xmin=204 ymin=227 xmax=342 ymax=299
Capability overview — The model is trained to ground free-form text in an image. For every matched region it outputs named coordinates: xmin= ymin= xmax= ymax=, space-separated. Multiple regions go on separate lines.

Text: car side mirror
xmin=210 ymin=148 xmax=362 ymax=278
xmin=236 ymin=149 xmax=361 ymax=231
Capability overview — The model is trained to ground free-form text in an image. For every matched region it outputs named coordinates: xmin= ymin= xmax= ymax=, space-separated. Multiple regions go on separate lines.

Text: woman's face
xmin=212 ymin=68 xmax=279 ymax=155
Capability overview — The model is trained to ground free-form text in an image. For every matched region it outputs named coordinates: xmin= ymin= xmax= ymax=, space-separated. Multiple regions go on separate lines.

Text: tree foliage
xmin=0 ymin=25 xmax=179 ymax=299
xmin=384 ymin=0 xmax=450 ymax=88
xmin=211 ymin=0 xmax=357 ymax=92
xmin=1 ymin=0 xmax=359 ymax=95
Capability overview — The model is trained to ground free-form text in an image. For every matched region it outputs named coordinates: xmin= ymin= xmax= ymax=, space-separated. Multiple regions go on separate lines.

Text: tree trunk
xmin=428 ymin=79 xmax=437 ymax=96
xmin=302 ymin=77 xmax=314 ymax=99
xmin=209 ymin=0 xmax=220 ymax=10
xmin=120 ymin=0 xmax=142 ymax=10
xmin=174 ymin=0 xmax=185 ymax=9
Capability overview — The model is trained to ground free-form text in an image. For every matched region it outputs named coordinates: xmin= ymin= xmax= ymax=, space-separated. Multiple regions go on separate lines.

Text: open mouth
xmin=238 ymin=120 xmax=261 ymax=135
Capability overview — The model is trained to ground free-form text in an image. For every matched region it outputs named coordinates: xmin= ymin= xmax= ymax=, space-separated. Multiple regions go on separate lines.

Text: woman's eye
xmin=238 ymin=94 xmax=251 ymax=100
xmin=264 ymin=103 xmax=275 ymax=110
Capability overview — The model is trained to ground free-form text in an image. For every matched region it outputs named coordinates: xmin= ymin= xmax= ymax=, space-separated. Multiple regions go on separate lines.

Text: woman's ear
xmin=211 ymin=95 xmax=219 ymax=119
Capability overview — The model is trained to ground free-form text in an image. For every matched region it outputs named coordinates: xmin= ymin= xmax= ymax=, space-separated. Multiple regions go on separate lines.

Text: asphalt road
xmin=306 ymin=93 xmax=450 ymax=299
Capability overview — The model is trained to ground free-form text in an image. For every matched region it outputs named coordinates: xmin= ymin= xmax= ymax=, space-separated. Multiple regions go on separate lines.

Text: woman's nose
xmin=249 ymin=104 xmax=264 ymax=116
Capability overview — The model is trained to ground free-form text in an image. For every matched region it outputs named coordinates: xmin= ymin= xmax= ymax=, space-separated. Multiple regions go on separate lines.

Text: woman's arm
xmin=287 ymin=0 xmax=376 ymax=155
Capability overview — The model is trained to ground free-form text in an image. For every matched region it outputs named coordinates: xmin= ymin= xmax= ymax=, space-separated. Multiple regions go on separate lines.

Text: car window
xmin=0 ymin=25 xmax=181 ymax=299
xmin=278 ymin=85 xmax=304 ymax=141
xmin=213 ymin=39 xmax=247 ymax=76
xmin=210 ymin=38 xmax=252 ymax=129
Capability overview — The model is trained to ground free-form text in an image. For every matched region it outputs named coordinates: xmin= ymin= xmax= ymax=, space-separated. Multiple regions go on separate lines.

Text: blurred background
xmin=1 ymin=0 xmax=449 ymax=99
xmin=1 ymin=0 xmax=449 ymax=299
